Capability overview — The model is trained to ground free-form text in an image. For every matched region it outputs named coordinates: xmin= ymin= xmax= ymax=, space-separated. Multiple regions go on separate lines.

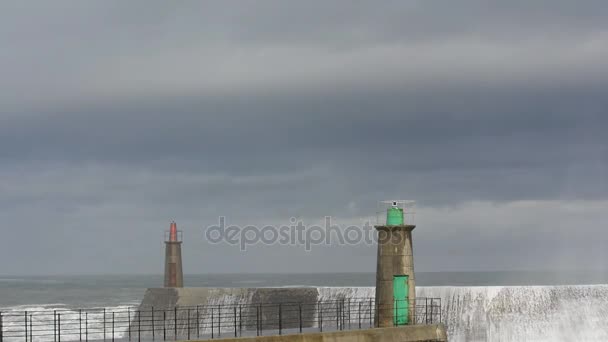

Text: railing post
xmin=278 ymin=304 xmax=282 ymax=335
xmin=340 ymin=300 xmax=343 ymax=330
xmin=138 ymin=310 xmax=141 ymax=342
xmin=340 ymin=301 xmax=343 ymax=330
xmin=196 ymin=306 xmax=200 ymax=339
xmin=128 ymin=309 xmax=131 ymax=341
xmin=112 ymin=312 xmax=115 ymax=342
xmin=58 ymin=313 xmax=61 ymax=342
xmin=186 ymin=308 xmax=190 ymax=339
xmin=318 ymin=301 xmax=322 ymax=332
xmin=342 ymin=300 xmax=346 ymax=329
xmin=162 ymin=311 xmax=166 ymax=341
xmin=174 ymin=307 xmax=177 ymax=340
xmin=358 ymin=302 xmax=362 ymax=329
xmin=85 ymin=312 xmax=88 ymax=342
xmin=427 ymin=298 xmax=431 ymax=324
xmin=79 ymin=309 xmax=82 ymax=341
xmin=0 ymin=311 xmax=3 ymax=342
xmin=211 ymin=307 xmax=214 ymax=339
xmin=348 ymin=299 xmax=351 ymax=329
xmin=54 ymin=311 xmax=57 ymax=342
xmin=298 ymin=303 xmax=302 ymax=333
xmin=425 ymin=298 xmax=429 ymax=325
xmin=151 ymin=307 xmax=155 ymax=340
xmin=24 ymin=311 xmax=27 ymax=342
xmin=103 ymin=309 xmax=106 ymax=341
xmin=233 ymin=307 xmax=237 ymax=338
xmin=369 ymin=299 xmax=372 ymax=327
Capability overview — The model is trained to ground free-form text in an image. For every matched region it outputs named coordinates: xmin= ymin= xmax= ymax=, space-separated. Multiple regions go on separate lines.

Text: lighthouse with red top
xmin=164 ymin=221 xmax=184 ymax=287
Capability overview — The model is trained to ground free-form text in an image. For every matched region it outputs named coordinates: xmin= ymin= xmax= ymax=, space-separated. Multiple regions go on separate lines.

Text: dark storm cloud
xmin=0 ymin=1 xmax=607 ymax=274
xmin=1 ymin=81 xmax=606 ymax=206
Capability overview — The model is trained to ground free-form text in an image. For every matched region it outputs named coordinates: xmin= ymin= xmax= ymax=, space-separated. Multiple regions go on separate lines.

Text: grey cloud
xmin=0 ymin=1 xmax=607 ymax=274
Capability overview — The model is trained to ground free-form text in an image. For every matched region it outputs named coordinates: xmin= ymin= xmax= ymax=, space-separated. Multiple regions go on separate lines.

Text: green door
xmin=393 ymin=275 xmax=409 ymax=325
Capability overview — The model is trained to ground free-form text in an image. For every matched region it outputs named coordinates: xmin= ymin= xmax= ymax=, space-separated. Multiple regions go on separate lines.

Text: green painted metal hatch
xmin=393 ymin=275 xmax=409 ymax=325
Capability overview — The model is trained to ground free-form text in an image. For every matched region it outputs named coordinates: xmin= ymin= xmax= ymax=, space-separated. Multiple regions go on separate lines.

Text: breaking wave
xmin=317 ymin=285 xmax=608 ymax=342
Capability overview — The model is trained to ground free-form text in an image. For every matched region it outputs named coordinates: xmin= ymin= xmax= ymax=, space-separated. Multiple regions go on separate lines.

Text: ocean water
xmin=2 ymin=271 xmax=608 ymax=341
xmin=3 ymin=271 xmax=608 ymax=308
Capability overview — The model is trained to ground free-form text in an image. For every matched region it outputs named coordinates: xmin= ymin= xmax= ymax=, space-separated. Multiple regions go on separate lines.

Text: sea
xmin=2 ymin=271 xmax=608 ymax=341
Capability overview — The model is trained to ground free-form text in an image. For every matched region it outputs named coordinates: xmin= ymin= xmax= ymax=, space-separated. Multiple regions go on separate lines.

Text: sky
xmin=0 ymin=1 xmax=607 ymax=275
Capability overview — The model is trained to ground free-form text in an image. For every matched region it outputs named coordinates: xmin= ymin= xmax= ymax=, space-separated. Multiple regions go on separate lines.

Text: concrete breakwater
xmin=138 ymin=285 xmax=608 ymax=341
xmin=137 ymin=287 xmax=374 ymax=332
xmin=135 ymin=288 xmax=444 ymax=341
xmin=139 ymin=287 xmax=320 ymax=309
xmin=190 ymin=325 xmax=448 ymax=342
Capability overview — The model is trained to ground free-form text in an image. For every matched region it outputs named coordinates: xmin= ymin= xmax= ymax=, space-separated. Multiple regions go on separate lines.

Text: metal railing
xmin=0 ymin=297 xmax=441 ymax=342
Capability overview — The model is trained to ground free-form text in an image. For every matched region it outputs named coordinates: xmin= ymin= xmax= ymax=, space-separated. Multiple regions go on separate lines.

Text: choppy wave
xmin=0 ymin=278 xmax=64 ymax=284
xmin=0 ymin=279 xmax=27 ymax=283
xmin=233 ymin=280 xmax=265 ymax=284
xmin=0 ymin=303 xmax=136 ymax=342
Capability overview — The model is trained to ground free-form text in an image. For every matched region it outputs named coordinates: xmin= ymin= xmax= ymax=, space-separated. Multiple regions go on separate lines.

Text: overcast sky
xmin=1 ymin=1 xmax=607 ymax=275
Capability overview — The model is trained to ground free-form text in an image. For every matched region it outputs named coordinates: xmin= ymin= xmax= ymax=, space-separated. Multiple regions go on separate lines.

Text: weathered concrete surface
xmin=182 ymin=325 xmax=447 ymax=342
xmin=139 ymin=287 xmax=181 ymax=308
xmin=164 ymin=241 xmax=184 ymax=287
xmin=248 ymin=288 xmax=319 ymax=329
xmin=139 ymin=287 xmax=252 ymax=308
xmin=375 ymin=225 xmax=416 ymax=327
xmin=139 ymin=288 xmax=322 ymax=308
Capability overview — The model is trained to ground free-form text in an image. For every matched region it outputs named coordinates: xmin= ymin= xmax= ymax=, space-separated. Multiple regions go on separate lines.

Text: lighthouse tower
xmin=374 ymin=200 xmax=416 ymax=327
xmin=164 ymin=221 xmax=184 ymax=288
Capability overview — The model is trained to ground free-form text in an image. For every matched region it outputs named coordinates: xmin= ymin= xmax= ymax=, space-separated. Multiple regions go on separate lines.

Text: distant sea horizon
xmin=2 ymin=270 xmax=608 ymax=308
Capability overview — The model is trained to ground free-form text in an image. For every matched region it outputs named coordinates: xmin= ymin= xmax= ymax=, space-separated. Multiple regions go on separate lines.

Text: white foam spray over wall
xmin=316 ymin=285 xmax=608 ymax=342
xmin=4 ymin=285 xmax=608 ymax=341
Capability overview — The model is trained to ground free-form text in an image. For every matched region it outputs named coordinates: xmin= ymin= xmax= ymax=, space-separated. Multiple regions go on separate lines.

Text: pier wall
xmin=139 ymin=287 xmax=319 ymax=308
xmin=185 ymin=325 xmax=448 ymax=342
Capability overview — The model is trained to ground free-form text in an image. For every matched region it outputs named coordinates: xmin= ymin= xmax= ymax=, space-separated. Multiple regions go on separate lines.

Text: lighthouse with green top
xmin=374 ymin=200 xmax=416 ymax=327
